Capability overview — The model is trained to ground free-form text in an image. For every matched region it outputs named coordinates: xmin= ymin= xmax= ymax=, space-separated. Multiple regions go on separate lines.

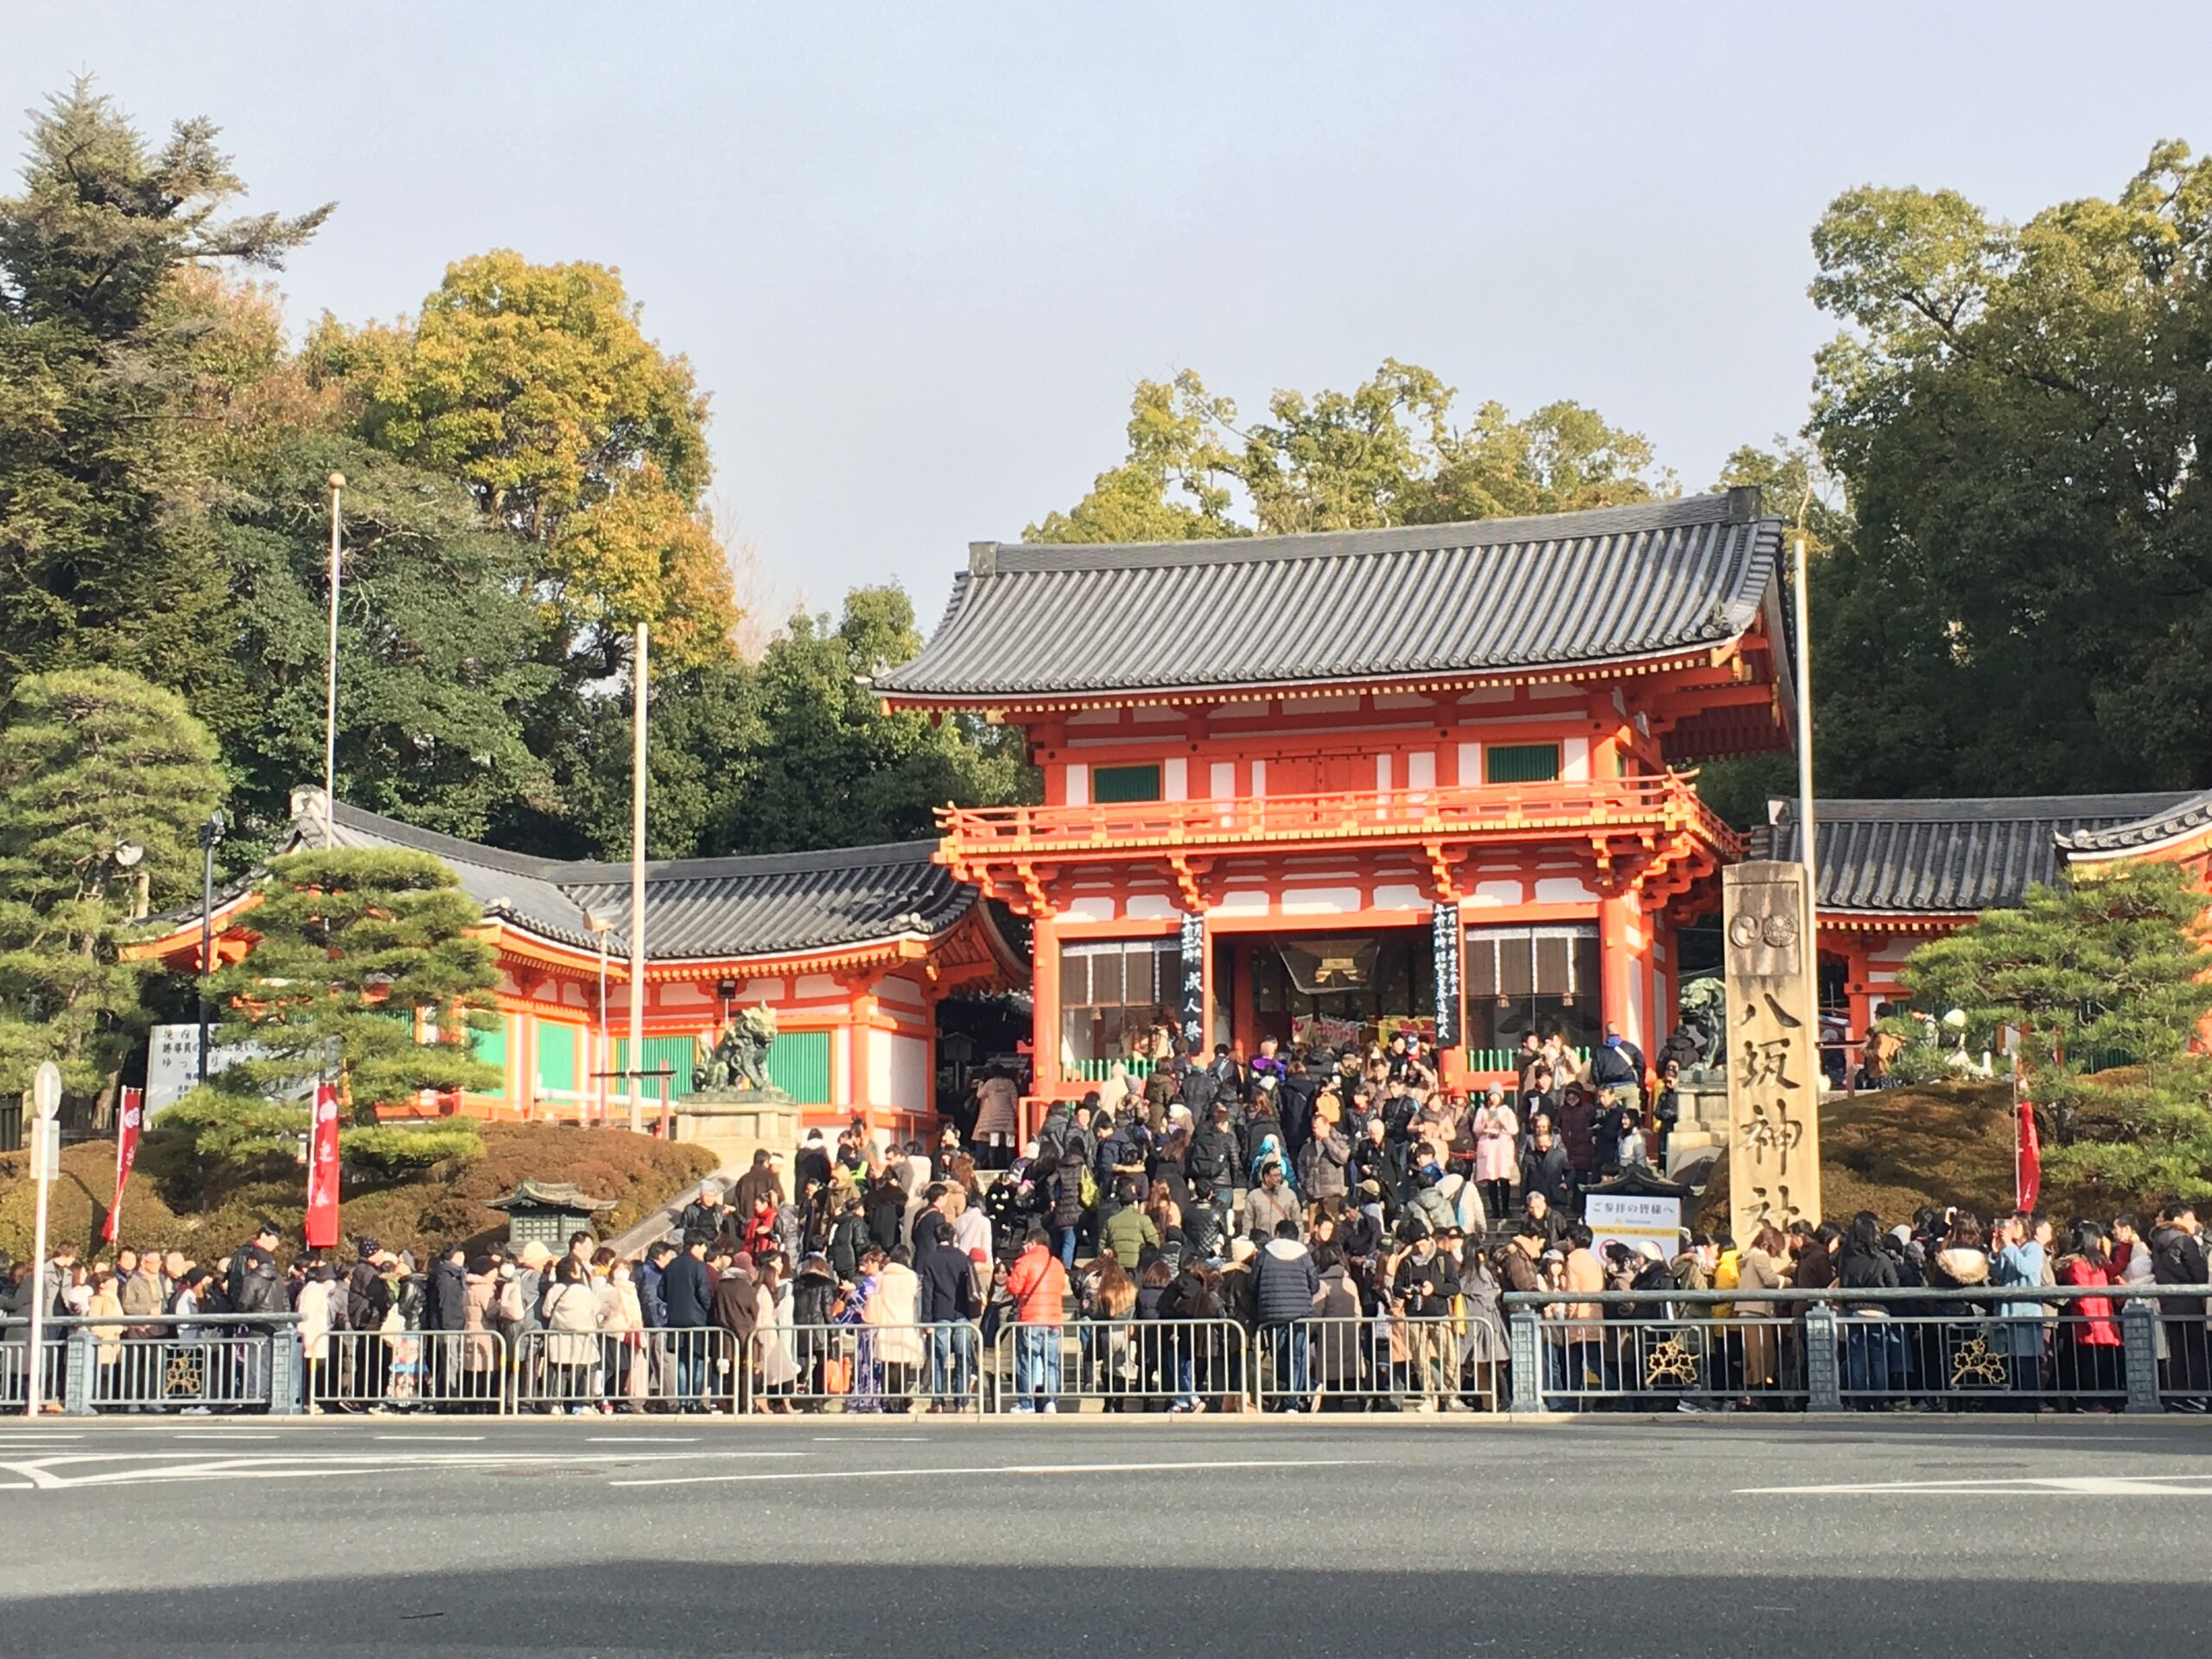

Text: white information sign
xmin=1584 ymin=1191 xmax=1682 ymax=1263
xmin=147 ymin=1023 xmax=266 ymax=1116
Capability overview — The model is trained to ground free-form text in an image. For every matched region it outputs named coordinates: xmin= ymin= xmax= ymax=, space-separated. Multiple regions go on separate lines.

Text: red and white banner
xmin=101 ymin=1087 xmax=143 ymax=1243
xmin=2015 ymin=1089 xmax=2042 ymax=1215
xmin=304 ymin=1080 xmax=342 ymax=1249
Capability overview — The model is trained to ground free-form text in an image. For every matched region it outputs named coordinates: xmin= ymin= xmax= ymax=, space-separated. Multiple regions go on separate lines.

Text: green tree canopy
xmin=1804 ymin=141 xmax=2212 ymax=798
xmin=315 ymin=251 xmax=739 ymax=676
xmin=207 ymin=847 xmax=500 ymax=1123
xmin=0 ymin=80 xmax=327 ymax=713
xmin=1029 ymin=359 xmax=1670 ymax=542
xmin=1902 ymin=858 xmax=2212 ymax=1198
xmin=217 ymin=435 xmax=560 ymax=842
xmin=0 ymin=667 xmax=222 ymax=1096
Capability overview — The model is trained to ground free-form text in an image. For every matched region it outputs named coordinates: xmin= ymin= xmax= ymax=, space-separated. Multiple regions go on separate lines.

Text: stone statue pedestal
xmin=1662 ymin=1083 xmax=1732 ymax=1179
xmin=669 ymin=1087 xmax=798 ymax=1173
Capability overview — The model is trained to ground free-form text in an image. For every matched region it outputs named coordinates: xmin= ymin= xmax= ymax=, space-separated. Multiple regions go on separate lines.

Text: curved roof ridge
xmin=2057 ymin=787 xmax=2212 ymax=855
xmin=879 ymin=491 xmax=1782 ymax=702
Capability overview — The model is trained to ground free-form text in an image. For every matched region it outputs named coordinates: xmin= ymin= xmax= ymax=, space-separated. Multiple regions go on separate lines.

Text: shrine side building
xmin=127 ymin=792 xmax=1027 ymax=1140
xmin=877 ymin=491 xmax=1798 ymax=1100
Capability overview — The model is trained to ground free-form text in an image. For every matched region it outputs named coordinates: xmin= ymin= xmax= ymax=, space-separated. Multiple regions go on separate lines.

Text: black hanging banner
xmin=1179 ymin=911 xmax=1207 ymax=1049
xmin=1432 ymin=902 xmax=1463 ymax=1050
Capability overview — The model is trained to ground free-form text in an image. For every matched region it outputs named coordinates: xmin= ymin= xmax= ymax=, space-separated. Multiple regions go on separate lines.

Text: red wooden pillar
xmin=1032 ymin=911 xmax=1063 ymax=1096
xmin=1598 ymin=889 xmax=1636 ymax=1040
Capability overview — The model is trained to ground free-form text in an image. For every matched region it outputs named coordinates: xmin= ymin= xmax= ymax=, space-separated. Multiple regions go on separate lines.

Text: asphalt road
xmin=3 ymin=1413 xmax=2209 ymax=1656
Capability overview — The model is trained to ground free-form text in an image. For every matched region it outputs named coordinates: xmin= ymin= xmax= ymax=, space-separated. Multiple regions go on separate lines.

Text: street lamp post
xmin=26 ymin=1060 xmax=60 ymax=1416
xmin=585 ymin=909 xmax=613 ymax=1126
xmin=196 ymin=810 xmax=225 ymax=1085
xmin=322 ymin=472 xmax=345 ymax=848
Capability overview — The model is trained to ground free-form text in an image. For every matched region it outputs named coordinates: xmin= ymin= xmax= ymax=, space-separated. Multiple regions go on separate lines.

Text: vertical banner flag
xmin=1431 ymin=902 xmax=1462 ymax=1050
xmin=101 ymin=1087 xmax=143 ymax=1243
xmin=2015 ymin=1085 xmax=2042 ymax=1215
xmin=1179 ymin=911 xmax=1207 ymax=1050
xmin=305 ymin=1079 xmax=342 ymax=1249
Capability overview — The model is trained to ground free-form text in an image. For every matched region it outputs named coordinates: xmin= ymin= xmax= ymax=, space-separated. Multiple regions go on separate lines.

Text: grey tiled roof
xmin=2056 ymin=789 xmax=2212 ymax=855
xmin=1755 ymin=795 xmax=2195 ymax=914
xmin=310 ymin=802 xmax=978 ymax=960
xmin=876 ymin=490 xmax=1786 ymax=702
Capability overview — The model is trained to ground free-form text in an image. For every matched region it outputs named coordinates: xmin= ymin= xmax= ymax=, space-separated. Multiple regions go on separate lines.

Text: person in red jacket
xmin=1004 ymin=1228 xmax=1070 ymax=1412
xmin=2055 ymin=1221 xmax=2122 ymax=1408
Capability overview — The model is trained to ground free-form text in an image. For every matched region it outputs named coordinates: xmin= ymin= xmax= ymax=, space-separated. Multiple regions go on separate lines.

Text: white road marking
xmin=0 ymin=1448 xmax=807 ymax=1491
xmin=1739 ymin=1471 xmax=2212 ymax=1496
xmin=611 ymin=1457 xmax=1376 ymax=1489
xmin=375 ymin=1435 xmax=486 ymax=1442
xmin=587 ymin=1436 xmax=698 ymax=1443
xmin=810 ymin=1435 xmax=929 ymax=1442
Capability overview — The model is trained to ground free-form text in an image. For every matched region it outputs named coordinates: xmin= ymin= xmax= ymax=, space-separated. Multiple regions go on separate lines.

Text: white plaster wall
xmin=1281 ymin=888 xmax=1362 ymax=915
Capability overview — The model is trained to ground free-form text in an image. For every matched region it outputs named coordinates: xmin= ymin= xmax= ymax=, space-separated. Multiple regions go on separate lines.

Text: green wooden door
xmin=766 ymin=1030 xmax=831 ymax=1103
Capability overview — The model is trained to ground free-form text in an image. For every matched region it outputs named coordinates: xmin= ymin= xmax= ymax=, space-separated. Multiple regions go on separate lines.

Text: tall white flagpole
xmin=323 ymin=472 xmax=346 ymax=847
xmin=627 ymin=621 xmax=649 ymax=1135
xmin=1794 ymin=531 xmax=1819 ymax=960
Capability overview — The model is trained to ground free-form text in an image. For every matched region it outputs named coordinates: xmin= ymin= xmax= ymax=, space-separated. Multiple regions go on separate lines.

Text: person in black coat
xmin=660 ymin=1239 xmax=717 ymax=1411
xmin=828 ymin=1198 xmax=869 ymax=1284
xmin=916 ymin=1235 xmax=980 ymax=1408
xmin=423 ymin=1249 xmax=469 ymax=1332
xmin=663 ymin=1241 xmax=715 ymax=1328
xmin=788 ymin=1254 xmax=839 ymax=1403
xmin=2152 ymin=1205 xmax=2210 ymax=1406
xmin=862 ymin=1173 xmax=908 ymax=1255
xmin=1052 ymin=1143 xmax=1090 ymax=1263
xmin=1187 ymin=1103 xmax=1239 ymax=1214
xmin=1521 ymin=1124 xmax=1573 ymax=1213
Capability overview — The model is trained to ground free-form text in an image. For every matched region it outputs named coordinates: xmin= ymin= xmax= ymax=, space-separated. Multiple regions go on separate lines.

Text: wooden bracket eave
xmin=1421 ymin=839 xmax=1465 ymax=905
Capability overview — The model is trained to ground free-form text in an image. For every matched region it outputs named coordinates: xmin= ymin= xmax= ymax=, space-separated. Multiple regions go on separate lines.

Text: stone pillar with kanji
xmin=1723 ymin=860 xmax=1822 ymax=1244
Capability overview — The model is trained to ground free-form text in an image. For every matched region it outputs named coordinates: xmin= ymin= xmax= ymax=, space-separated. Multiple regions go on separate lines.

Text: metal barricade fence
xmin=988 ymin=1318 xmax=1246 ymax=1414
xmin=751 ymin=1321 xmax=984 ymax=1414
xmin=313 ymin=1329 xmax=509 ymax=1414
xmin=2156 ymin=1303 xmax=2212 ymax=1412
xmin=5 ymin=1313 xmax=303 ymax=1415
xmin=1833 ymin=1311 xmax=2127 ymax=1409
xmin=84 ymin=1329 xmax=279 ymax=1414
xmin=512 ymin=1325 xmax=732 ymax=1414
xmin=0 ymin=1327 xmax=68 ymax=1411
xmin=1501 ymin=1285 xmax=2212 ymax=1414
xmin=1535 ymin=1311 xmax=1804 ymax=1412
xmin=1253 ymin=1315 xmax=1504 ymax=1414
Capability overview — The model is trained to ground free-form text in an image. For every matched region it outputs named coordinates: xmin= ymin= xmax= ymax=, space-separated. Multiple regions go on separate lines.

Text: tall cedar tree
xmin=0 ymin=668 xmax=222 ymax=1098
xmin=207 ymin=848 xmax=500 ymax=1124
xmin=0 ymin=80 xmax=327 ymax=714
xmin=1902 ymin=859 xmax=2212 ymax=1198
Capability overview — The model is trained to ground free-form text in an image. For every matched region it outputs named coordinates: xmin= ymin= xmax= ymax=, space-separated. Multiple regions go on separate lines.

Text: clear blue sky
xmin=13 ymin=3 xmax=2209 ymax=620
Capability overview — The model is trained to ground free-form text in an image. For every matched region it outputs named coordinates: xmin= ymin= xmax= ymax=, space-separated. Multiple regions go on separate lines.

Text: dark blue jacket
xmin=637 ymin=1258 xmax=670 ymax=1328
xmin=663 ymin=1251 xmax=715 ymax=1329
xmin=916 ymin=1241 xmax=979 ymax=1324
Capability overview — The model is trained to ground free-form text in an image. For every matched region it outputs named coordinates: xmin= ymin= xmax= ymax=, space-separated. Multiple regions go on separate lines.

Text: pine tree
xmin=1903 ymin=859 xmax=2212 ymax=1199
xmin=0 ymin=668 xmax=224 ymax=1098
xmin=206 ymin=847 xmax=501 ymax=1124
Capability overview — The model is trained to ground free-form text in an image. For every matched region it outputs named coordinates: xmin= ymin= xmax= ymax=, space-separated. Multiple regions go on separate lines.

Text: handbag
xmin=822 ymin=1355 xmax=852 ymax=1395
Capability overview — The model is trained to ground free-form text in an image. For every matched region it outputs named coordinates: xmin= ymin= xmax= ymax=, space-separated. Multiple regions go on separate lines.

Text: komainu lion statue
xmin=693 ymin=1005 xmax=779 ymax=1092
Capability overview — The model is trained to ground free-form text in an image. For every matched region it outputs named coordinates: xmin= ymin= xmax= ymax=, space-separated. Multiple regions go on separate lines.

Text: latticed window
xmin=1093 ymin=763 xmax=1163 ymax=803
xmin=1484 ymin=742 xmax=1561 ymax=784
xmin=1060 ymin=938 xmax=1179 ymax=1073
xmin=1464 ymin=924 xmax=1599 ymax=1068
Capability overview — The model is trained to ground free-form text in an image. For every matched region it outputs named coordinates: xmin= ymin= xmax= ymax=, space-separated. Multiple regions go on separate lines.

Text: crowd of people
xmin=7 ymin=1025 xmax=2210 ymax=1414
